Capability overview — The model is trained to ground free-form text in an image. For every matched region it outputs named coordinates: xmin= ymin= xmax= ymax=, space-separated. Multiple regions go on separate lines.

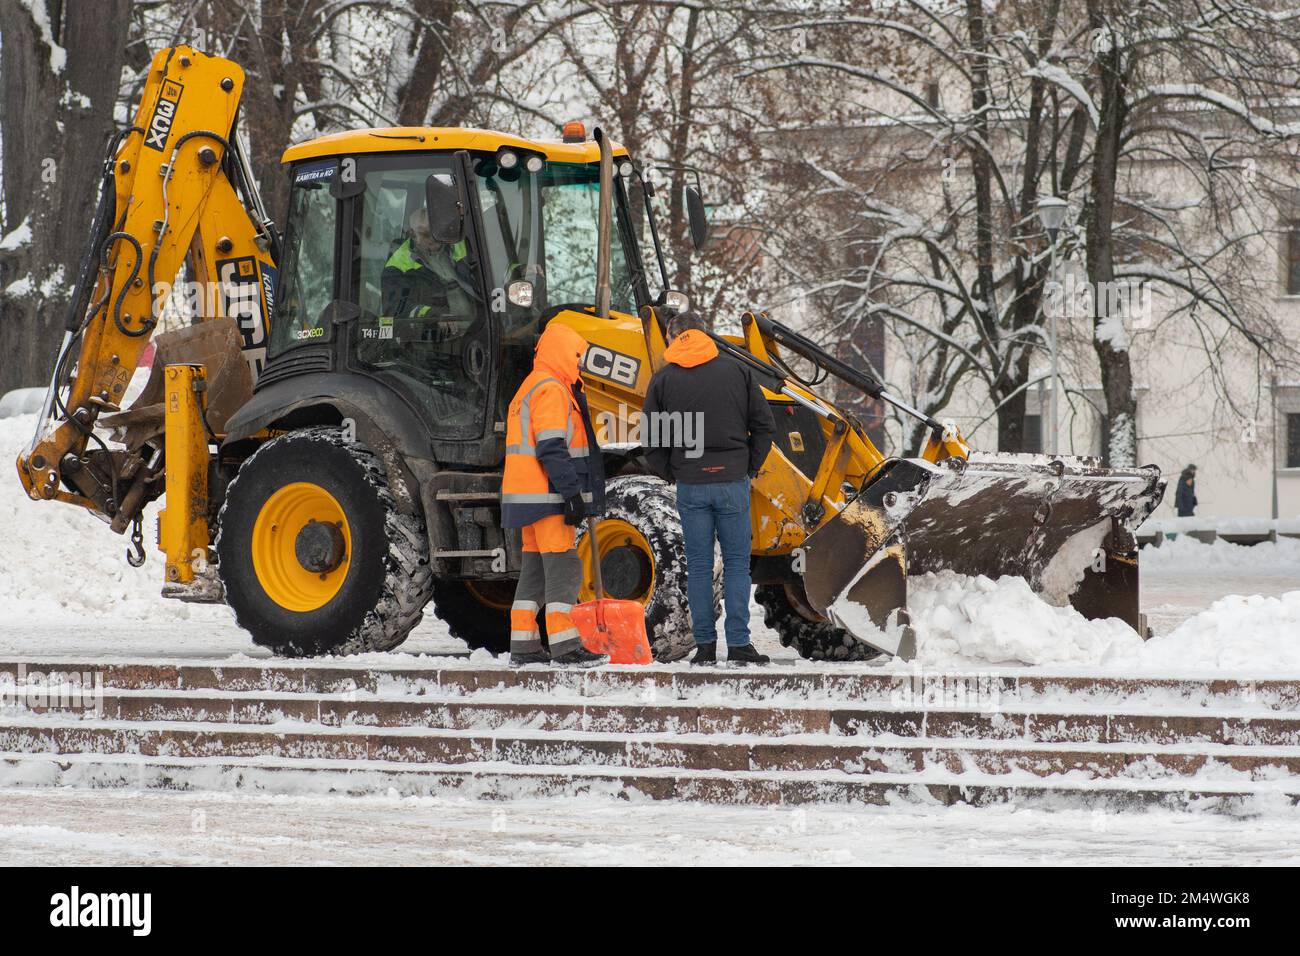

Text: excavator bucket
xmin=100 ymin=318 xmax=253 ymax=451
xmin=802 ymin=454 xmax=1166 ymax=658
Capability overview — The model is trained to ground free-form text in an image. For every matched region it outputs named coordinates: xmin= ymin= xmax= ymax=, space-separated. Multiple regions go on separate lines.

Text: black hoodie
xmin=642 ymin=330 xmax=776 ymax=484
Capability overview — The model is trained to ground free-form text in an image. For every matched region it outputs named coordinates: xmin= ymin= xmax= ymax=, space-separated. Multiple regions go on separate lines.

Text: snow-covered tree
xmin=0 ymin=0 xmax=133 ymax=397
xmin=743 ymin=0 xmax=1300 ymax=463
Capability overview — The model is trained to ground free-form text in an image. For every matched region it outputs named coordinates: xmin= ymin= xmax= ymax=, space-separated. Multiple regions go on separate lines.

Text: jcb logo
xmin=584 ymin=345 xmax=640 ymax=388
xmin=216 ymin=255 xmax=273 ymax=381
xmin=143 ymin=79 xmax=184 ymax=152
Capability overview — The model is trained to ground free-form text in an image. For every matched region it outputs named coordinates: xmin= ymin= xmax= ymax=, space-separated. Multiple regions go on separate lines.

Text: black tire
xmin=429 ymin=578 xmax=512 ymax=654
xmin=755 ymin=581 xmax=882 ymax=662
xmin=582 ymin=475 xmax=720 ymax=662
xmin=216 ymin=426 xmax=433 ymax=656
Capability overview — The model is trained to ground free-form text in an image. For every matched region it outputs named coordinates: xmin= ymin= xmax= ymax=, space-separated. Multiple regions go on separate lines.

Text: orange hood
xmin=535 ymin=323 xmax=588 ymax=386
xmin=664 ymin=329 xmax=718 ymax=368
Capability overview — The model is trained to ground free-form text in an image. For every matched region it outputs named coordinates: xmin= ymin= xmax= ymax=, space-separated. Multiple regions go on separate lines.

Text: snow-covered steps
xmin=4 ymin=658 xmax=1300 ymax=707
xmin=8 ymin=691 xmax=1300 ymax=745
xmin=1 ymin=750 xmax=1298 ymax=811
xmin=2 ymin=658 xmax=1299 ymax=809
xmin=2 ymin=718 xmax=1300 ymax=780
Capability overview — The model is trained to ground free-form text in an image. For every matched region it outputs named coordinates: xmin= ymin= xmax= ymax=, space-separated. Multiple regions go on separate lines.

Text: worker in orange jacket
xmin=502 ymin=323 xmax=608 ymax=667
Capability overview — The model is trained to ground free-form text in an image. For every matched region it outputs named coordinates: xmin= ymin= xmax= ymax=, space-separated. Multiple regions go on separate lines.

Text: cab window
xmin=352 ymin=154 xmax=492 ymax=441
xmin=269 ymin=163 xmax=338 ymax=355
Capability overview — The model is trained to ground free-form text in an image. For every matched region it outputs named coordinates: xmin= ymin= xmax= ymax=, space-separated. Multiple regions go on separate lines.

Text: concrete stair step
xmin=3 ymin=719 xmax=1300 ymax=781
xmin=1 ymin=749 xmax=1296 ymax=810
xmin=4 ymin=659 xmax=1298 ymax=711
xmin=10 ymin=691 xmax=1300 ymax=745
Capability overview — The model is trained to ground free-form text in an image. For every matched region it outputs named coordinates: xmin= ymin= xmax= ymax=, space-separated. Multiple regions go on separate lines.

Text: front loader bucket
xmin=802 ymin=454 xmax=1165 ymax=656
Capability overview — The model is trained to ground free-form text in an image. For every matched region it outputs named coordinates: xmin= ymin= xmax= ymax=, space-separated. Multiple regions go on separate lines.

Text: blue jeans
xmin=676 ymin=479 xmax=752 ymax=647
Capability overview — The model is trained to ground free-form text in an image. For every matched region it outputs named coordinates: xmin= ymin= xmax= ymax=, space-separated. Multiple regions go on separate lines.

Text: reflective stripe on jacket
xmin=501 ymin=324 xmax=606 ymax=528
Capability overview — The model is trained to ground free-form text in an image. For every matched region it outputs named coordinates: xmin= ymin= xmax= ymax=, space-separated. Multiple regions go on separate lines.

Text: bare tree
xmin=745 ymin=0 xmax=1300 ymax=463
xmin=745 ymin=1 xmax=1076 ymax=453
xmin=1075 ymin=0 xmax=1300 ymax=465
xmin=0 ymin=0 xmax=134 ymax=394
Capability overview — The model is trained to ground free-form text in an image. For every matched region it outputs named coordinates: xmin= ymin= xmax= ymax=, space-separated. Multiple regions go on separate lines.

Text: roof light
xmin=498 ymin=149 xmax=519 ymax=169
xmin=618 ymin=160 xmax=633 ymax=178
xmin=562 ymin=121 xmax=586 ymax=143
xmin=525 ymin=154 xmax=544 ymax=173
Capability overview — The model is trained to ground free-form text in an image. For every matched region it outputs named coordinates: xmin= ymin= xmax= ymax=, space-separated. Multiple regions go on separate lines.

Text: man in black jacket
xmin=643 ymin=311 xmax=776 ymax=665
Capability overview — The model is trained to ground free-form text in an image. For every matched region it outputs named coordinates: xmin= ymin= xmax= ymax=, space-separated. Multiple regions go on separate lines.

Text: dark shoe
xmin=550 ymin=645 xmax=609 ymax=667
xmin=727 ymin=643 xmax=770 ymax=666
xmin=509 ymin=649 xmax=551 ymax=667
xmin=690 ymin=643 xmax=717 ymax=666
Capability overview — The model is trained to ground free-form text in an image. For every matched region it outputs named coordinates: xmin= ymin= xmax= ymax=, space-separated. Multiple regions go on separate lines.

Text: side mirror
xmin=425 ymin=174 xmax=465 ymax=244
xmin=662 ymin=290 xmax=690 ymax=314
xmin=685 ymin=186 xmax=709 ymax=250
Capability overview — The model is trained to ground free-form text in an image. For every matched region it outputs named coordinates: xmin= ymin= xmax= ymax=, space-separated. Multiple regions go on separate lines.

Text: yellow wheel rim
xmin=578 ymin=518 xmax=655 ymax=604
xmin=251 ymin=482 xmax=352 ymax=612
xmin=465 ymin=580 xmax=515 ymax=611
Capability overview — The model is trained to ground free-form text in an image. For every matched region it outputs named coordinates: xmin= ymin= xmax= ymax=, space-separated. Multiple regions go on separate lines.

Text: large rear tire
xmin=755 ymin=581 xmax=882 ymax=662
xmin=580 ymin=475 xmax=719 ymax=662
xmin=216 ymin=427 xmax=433 ymax=656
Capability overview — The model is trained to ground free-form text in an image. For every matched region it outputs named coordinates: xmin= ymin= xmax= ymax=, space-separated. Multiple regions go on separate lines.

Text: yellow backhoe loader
xmin=16 ymin=46 xmax=1165 ymax=661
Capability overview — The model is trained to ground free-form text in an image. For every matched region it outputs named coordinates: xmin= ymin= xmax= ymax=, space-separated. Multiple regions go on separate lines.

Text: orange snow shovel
xmin=573 ymin=517 xmax=652 ymax=664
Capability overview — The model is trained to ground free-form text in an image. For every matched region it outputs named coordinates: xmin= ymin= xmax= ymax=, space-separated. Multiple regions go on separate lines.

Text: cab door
xmin=347 ymin=152 xmax=497 ymax=462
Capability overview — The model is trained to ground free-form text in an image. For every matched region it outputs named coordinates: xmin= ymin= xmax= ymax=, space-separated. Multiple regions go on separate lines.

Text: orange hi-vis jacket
xmin=501 ymin=323 xmax=606 ymax=529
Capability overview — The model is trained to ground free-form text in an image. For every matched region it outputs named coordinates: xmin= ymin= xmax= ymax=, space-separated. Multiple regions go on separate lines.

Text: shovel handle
xmin=586 ymin=515 xmax=605 ymax=602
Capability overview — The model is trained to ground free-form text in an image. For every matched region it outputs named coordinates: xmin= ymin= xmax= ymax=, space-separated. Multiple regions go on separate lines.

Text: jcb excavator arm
xmin=15 ymin=46 xmax=276 ymax=576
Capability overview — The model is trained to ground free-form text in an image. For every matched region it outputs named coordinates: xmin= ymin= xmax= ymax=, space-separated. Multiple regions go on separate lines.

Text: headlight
xmin=498 ymin=150 xmax=519 ymax=170
xmin=525 ymin=155 xmax=544 ymax=174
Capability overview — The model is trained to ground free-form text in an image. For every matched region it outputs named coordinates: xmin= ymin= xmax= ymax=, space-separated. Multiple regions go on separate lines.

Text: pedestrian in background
xmin=1175 ymin=463 xmax=1198 ymax=517
xmin=643 ymin=311 xmax=776 ymax=665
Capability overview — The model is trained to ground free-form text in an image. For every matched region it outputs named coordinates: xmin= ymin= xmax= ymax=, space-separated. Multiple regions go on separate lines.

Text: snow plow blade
xmin=801 ymin=454 xmax=1166 ymax=657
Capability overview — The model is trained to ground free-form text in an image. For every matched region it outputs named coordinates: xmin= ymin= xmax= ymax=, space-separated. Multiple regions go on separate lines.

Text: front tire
xmin=216 ymin=426 xmax=433 ymax=656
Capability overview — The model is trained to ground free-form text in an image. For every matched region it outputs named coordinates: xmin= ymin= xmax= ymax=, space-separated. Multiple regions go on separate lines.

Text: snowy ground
xmin=1 ymin=788 xmax=1297 ymax=866
xmin=4 ymin=406 xmax=1300 ymax=864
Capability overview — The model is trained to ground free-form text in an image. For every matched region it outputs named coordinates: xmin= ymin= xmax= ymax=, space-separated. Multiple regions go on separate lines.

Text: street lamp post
xmin=1036 ymin=196 xmax=1069 ymax=457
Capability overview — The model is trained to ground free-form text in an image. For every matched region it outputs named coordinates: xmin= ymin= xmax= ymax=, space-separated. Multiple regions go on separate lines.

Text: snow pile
xmin=1137 ymin=592 xmax=1300 ymax=673
xmin=905 ymin=571 xmax=1143 ymax=667
xmin=898 ymin=538 xmax=1300 ymax=671
xmin=0 ymin=411 xmax=231 ymax=627
xmin=1140 ymin=534 xmax=1300 ymax=576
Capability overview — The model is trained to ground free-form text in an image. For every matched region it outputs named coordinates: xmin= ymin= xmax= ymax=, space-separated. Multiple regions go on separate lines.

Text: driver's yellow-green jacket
xmin=380 ymin=238 xmax=474 ymax=317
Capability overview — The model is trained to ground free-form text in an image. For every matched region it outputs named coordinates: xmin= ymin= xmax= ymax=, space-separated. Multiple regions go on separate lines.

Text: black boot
xmin=509 ymin=649 xmax=550 ymax=667
xmin=550 ymin=645 xmax=609 ymax=667
xmin=727 ymin=643 xmax=770 ymax=666
xmin=690 ymin=643 xmax=717 ymax=666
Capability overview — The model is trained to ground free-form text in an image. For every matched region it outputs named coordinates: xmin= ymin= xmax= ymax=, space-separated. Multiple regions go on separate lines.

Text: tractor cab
xmin=257 ymin=126 xmax=667 ymax=470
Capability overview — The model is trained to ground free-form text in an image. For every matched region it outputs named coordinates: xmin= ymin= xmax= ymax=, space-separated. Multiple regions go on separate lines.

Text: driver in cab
xmin=381 ymin=206 xmax=478 ymax=325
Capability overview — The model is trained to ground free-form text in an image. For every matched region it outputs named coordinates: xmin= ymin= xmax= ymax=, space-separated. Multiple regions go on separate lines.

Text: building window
xmin=1288 ymin=413 xmax=1300 ymax=468
xmin=1287 ymin=222 xmax=1300 ymax=295
xmin=1023 ymin=413 xmax=1042 ymax=454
